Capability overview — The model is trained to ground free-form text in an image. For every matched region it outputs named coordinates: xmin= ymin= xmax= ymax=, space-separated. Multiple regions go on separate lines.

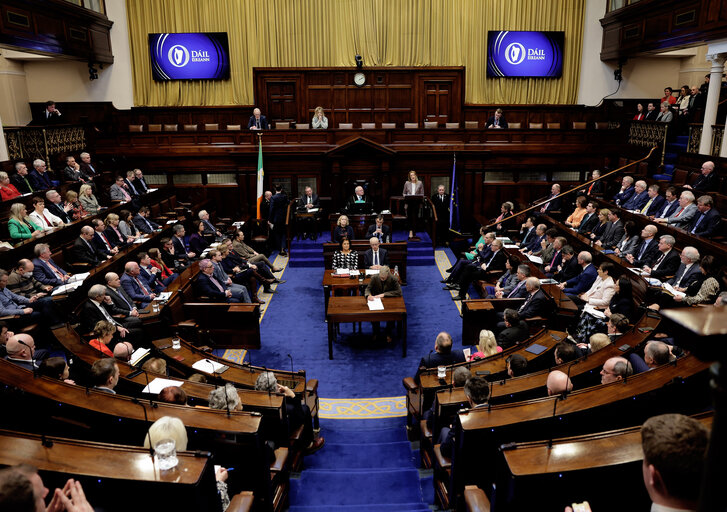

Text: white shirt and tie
xmin=372 ymin=251 xmax=380 ymax=266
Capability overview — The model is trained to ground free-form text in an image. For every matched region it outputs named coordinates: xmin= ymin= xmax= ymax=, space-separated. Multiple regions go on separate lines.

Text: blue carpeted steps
xmin=289 ymin=418 xmax=432 ymax=511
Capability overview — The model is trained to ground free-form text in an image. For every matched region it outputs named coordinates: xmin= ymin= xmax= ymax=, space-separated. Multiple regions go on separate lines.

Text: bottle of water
xmin=394 ymin=265 xmax=399 ymax=276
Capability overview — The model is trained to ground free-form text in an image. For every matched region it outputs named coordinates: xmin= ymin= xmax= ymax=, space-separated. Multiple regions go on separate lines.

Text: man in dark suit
xmin=486 ymin=108 xmax=508 ymax=129
xmin=92 ymin=219 xmax=118 ymax=257
xmin=345 ymin=185 xmax=373 ymax=213
xmin=133 ymin=168 xmax=150 ymax=193
xmin=298 ymin=186 xmax=321 ymax=240
xmin=640 ymin=185 xmax=666 ymax=216
xmin=28 ymin=160 xmax=53 ymax=191
xmin=559 ymin=251 xmax=597 ymax=297
xmin=82 ymin=284 xmax=139 ymax=345
xmin=133 ymin=206 xmax=160 ymax=234
xmin=415 ymin=331 xmax=466 ymax=378
xmin=684 ymin=161 xmax=717 ymax=193
xmin=613 ymin=176 xmax=635 ymax=206
xmin=595 ymin=210 xmax=624 ymax=249
xmin=517 ymin=217 xmax=537 ymax=247
xmin=10 ymin=162 xmax=33 ymax=194
xmin=497 ymin=309 xmax=530 ymax=349
xmin=365 ymin=215 xmax=391 ymax=243
xmin=72 ymin=227 xmax=107 ymax=265
xmin=521 ymin=224 xmax=546 ymax=254
xmin=365 ymin=265 xmax=402 ymax=341
xmin=62 ymin=156 xmax=93 ymax=183
xmin=577 ymin=202 xmax=599 ymax=234
xmin=194 ymin=259 xmax=241 ymax=303
xmin=124 ymin=170 xmax=142 ymax=197
xmin=625 ymin=225 xmax=661 ymax=268
xmin=247 ymin=107 xmax=269 ymax=130
xmin=643 ymin=102 xmax=659 ymax=121
xmin=431 ymin=184 xmax=450 ymax=245
xmin=666 ymin=247 xmax=703 ymax=292
xmin=643 ymin=235 xmax=681 ymax=281
xmin=553 ymin=246 xmax=581 ymax=283
xmin=653 ymin=187 xmax=680 ymax=219
xmin=688 ymin=195 xmax=721 ymax=237
xmin=518 ymin=278 xmax=553 ymax=320
xmin=538 ymin=183 xmax=562 ymax=214
xmin=120 ymin=262 xmax=156 ymax=308
xmin=44 ymin=190 xmax=73 ymax=224
xmin=172 ymin=224 xmax=195 ymax=263
xmin=622 ymin=180 xmax=649 ymax=211
xmin=268 ymin=185 xmax=289 ymax=255
xmin=260 ymin=191 xmax=272 ymax=221
xmin=363 ymin=237 xmax=389 ymax=269
xmin=104 ymin=272 xmax=141 ymax=319
xmin=32 ymin=243 xmax=71 ymax=288
xmin=39 ymin=100 xmax=62 ymax=125
xmin=438 ymin=376 xmax=490 ymax=458
xmin=78 ymin=152 xmax=99 ymax=179
xmin=452 ymin=240 xmax=507 ymax=300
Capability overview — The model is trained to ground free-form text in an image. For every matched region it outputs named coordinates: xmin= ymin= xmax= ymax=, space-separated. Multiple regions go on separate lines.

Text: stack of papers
xmin=142 ymin=378 xmax=182 ymax=394
xmin=232 ymin=221 xmax=245 ymax=228
xmin=69 ymin=272 xmax=90 ymax=283
xmin=539 ymin=278 xmax=557 ymax=285
xmin=365 ymin=269 xmax=380 ymax=275
xmin=134 ymin=237 xmax=149 ymax=244
xmin=335 ymin=268 xmax=350 ymax=275
xmin=367 ymin=298 xmax=384 ymax=310
xmin=166 ymin=220 xmax=177 ymax=225
xmin=663 ymin=283 xmax=686 ymax=298
xmin=130 ymin=347 xmax=151 ymax=366
xmin=504 ymin=244 xmax=519 ymax=249
xmin=192 ymin=359 xmax=229 ymax=374
xmin=156 ymin=292 xmax=173 ymax=302
xmin=51 ymin=281 xmax=83 ymax=296
xmin=583 ymin=304 xmax=606 ymax=319
xmin=496 ymin=237 xmax=513 ymax=243
xmin=528 ymin=255 xmax=543 ymax=264
xmin=148 ymin=188 xmax=158 ymax=193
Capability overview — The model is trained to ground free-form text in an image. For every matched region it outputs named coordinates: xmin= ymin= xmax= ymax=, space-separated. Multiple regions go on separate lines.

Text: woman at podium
xmin=402 ymin=170 xmax=424 ymax=239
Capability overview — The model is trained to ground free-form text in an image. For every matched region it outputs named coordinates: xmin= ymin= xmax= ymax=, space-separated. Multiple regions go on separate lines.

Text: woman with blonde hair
xmin=79 ymin=183 xmax=101 ymax=214
xmin=403 ymin=170 xmax=424 ymax=238
xmin=0 ymin=171 xmax=21 ymax=201
xmin=8 ymin=202 xmax=43 ymax=240
xmin=312 ymin=106 xmax=328 ymax=129
xmin=333 ymin=214 xmax=354 ymax=243
xmin=470 ymin=329 xmax=501 ymax=360
xmin=65 ymin=189 xmax=88 ymax=219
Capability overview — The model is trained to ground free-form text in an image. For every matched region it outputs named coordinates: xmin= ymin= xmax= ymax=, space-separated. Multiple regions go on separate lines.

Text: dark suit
xmin=599 ymin=220 xmax=624 ymax=249
xmin=555 ymin=256 xmax=581 ymax=283
xmin=630 ymin=238 xmax=660 ymax=268
xmin=269 ymin=192 xmax=289 ymax=252
xmin=540 ymin=194 xmax=562 ymax=213
xmin=45 ymin=202 xmax=72 ymax=224
xmin=63 ymin=166 xmax=91 ymax=183
xmin=656 ymin=200 xmax=679 ymax=219
xmin=518 ymin=289 xmax=552 ymax=319
xmin=498 ymin=320 xmax=529 ymax=349
xmin=247 ymin=115 xmax=270 ymax=130
xmin=79 ymin=161 xmax=99 ymax=179
xmin=667 ymin=263 xmax=702 ymax=290
xmin=345 ymin=194 xmax=373 ymax=213
xmin=72 ymin=237 xmax=103 ymax=265
xmin=456 ymin=250 xmax=507 ymax=296
xmin=124 ymin=178 xmax=142 ymax=196
xmin=641 ymin=195 xmax=666 ymax=216
xmin=194 ymin=273 xmax=240 ymax=302
xmin=622 ymin=191 xmax=649 ymax=211
xmin=92 ymin=231 xmax=115 ymax=256
xmin=298 ymin=193 xmax=320 ymax=209
xmin=577 ymin=213 xmax=599 ymax=234
xmin=431 ymin=192 xmax=450 ymax=244
xmin=104 ymin=226 xmax=128 ymax=248
xmin=366 ymin=223 xmax=391 ymax=243
xmin=133 ymin=214 xmax=159 ymax=234
xmin=28 ymin=170 xmax=53 ymax=191
xmin=486 ymin=115 xmax=508 ymax=128
xmin=614 ymin=186 xmax=635 ymax=206
xmin=363 ymin=248 xmax=389 ymax=268
xmin=691 ymin=172 xmax=717 ymax=192
xmin=649 ymin=250 xmax=681 ymax=281
xmin=525 ymin=234 xmax=545 ymax=253
xmin=80 ymin=300 xmax=142 ymax=346
xmin=120 ymin=273 xmax=153 ymax=307
xmin=689 ymin=208 xmax=721 ymax=237
xmin=563 ymin=264 xmax=598 ymax=295
xmin=416 ymin=349 xmax=466 ymax=377
xmin=10 ymin=173 xmax=33 ymax=194
xmin=32 ymin=257 xmax=68 ymax=287
xmin=644 ymin=110 xmax=659 ymax=121
xmin=105 ymin=285 xmax=136 ymax=315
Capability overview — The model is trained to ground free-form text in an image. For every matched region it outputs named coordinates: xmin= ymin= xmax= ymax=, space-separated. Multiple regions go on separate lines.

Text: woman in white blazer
xmin=579 ymin=262 xmax=615 ymax=308
xmin=29 ymin=196 xmax=63 ymax=231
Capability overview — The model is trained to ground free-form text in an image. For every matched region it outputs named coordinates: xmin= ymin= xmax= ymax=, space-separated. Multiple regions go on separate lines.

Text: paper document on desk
xmin=628 ymin=267 xmax=648 ymax=276
xmin=166 ymin=220 xmax=177 ymax=225
xmin=156 ymin=292 xmax=172 ymax=301
xmin=504 ymin=244 xmax=519 ymax=249
xmin=496 ymin=237 xmax=513 ymax=243
xmin=367 ymin=298 xmax=384 ymax=310
xmin=307 ymin=208 xmax=319 ymax=213
xmin=192 ymin=359 xmax=229 ymax=374
xmin=232 ymin=221 xmax=245 ymax=228
xmin=539 ymin=278 xmax=557 ymax=285
xmin=142 ymin=378 xmax=182 ymax=394
xmin=528 ymin=255 xmax=543 ymax=264
xmin=663 ymin=283 xmax=686 ymax=298
xmin=148 ymin=188 xmax=158 ymax=193
xmin=335 ymin=268 xmax=350 ymax=275
xmin=646 ymin=278 xmax=662 ymax=286
xmin=51 ymin=281 xmax=83 ymax=296
xmin=68 ymin=272 xmax=90 ymax=283
xmin=365 ymin=269 xmax=380 ymax=276
xmin=129 ymin=347 xmax=151 ymax=366
xmin=348 ymin=269 xmax=360 ymax=276
xmin=134 ymin=237 xmax=149 ymax=244
xmin=583 ymin=304 xmax=606 ymax=319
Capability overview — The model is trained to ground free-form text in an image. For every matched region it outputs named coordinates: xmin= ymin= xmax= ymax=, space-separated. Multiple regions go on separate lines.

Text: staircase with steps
xmin=288 ymin=418 xmax=433 ymax=511
xmin=654 ymin=134 xmax=689 ymax=180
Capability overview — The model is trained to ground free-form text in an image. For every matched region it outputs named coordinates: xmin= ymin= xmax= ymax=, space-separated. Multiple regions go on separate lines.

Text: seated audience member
xmin=219 ymin=244 xmax=275 ymax=298
xmin=650 ymin=255 xmax=721 ymax=310
xmin=625 ymin=224 xmax=661 ymax=268
xmin=543 ymin=237 xmax=566 ymax=276
xmin=91 ymin=219 xmax=118 ymax=258
xmin=79 ymin=183 xmax=102 ymax=214
xmin=416 ymin=331 xmax=466 ymax=377
xmin=28 ymin=159 xmax=53 ymax=191
xmin=363 ymin=237 xmax=389 ymax=269
xmin=32 ymin=243 xmax=70 ymax=288
xmin=104 ymin=213 xmax=134 ymax=247
xmin=0 ymin=464 xmax=95 ymax=511
xmin=366 ymin=214 xmax=391 ymax=242
xmin=247 ymin=107 xmax=269 ymax=130
xmin=104 ymin=272 xmax=143 ymax=324
xmin=333 ymin=214 xmax=355 ymax=243
xmin=110 ymin=175 xmax=133 ymax=202
xmin=632 ymin=102 xmax=645 ymax=121
xmin=655 ymin=190 xmax=697 ymax=228
xmin=683 ymin=160 xmax=717 ymax=192
xmin=554 ymin=341 xmax=580 ymax=365
xmin=133 ymin=206 xmax=160 ymax=234
xmin=63 ymin=155 xmax=92 ymax=183
xmin=89 ymin=320 xmax=118 ymax=357
xmin=538 ymin=183 xmax=561 ymax=214
xmin=639 ymin=414 xmax=708 ymax=512
xmin=485 ymin=257 xmax=523 ymax=298
xmin=553 ymin=245 xmax=580 ymax=283
xmin=118 ymin=210 xmax=139 ymax=240
xmin=451 ymin=239 xmax=507 ymax=300
xmin=0 ymin=171 xmax=21 ymax=201
xmin=138 ymin=252 xmax=174 ymax=288
xmin=622 ymin=180 xmax=649 ymax=211
xmin=546 ymin=370 xmax=573 ymax=396
xmin=0 ymin=270 xmax=60 ymax=328
xmin=444 ymin=231 xmax=496 ymax=285
xmin=423 ymin=366 xmax=471 ymax=429
xmin=600 ymin=356 xmax=633 ymax=384
xmin=124 ymin=170 xmax=142 ymax=196
xmin=133 ymin=168 xmax=150 ymax=193
xmin=188 ymin=220 xmax=210 ymax=255
xmin=469 ymin=329 xmax=501 ymax=360
xmin=613 ymin=177 xmax=636 ymax=207
xmin=38 ymin=356 xmax=74 ymax=384
xmin=514 ymin=277 xmax=552 ymax=321
xmin=613 ymin=221 xmax=640 ymax=257
xmin=143 ymin=416 xmax=188 ymax=451
xmin=575 ymin=276 xmax=634 ymax=343
xmin=255 ymin=371 xmax=325 ymax=454
xmin=365 ymin=265 xmax=401 ymax=340
xmin=345 ymin=185 xmax=373 ymax=213
xmin=571 ymin=261 xmax=615 ymax=309
xmin=652 ymin=186 xmax=680 ymax=219
xmin=629 ymin=340 xmax=675 ymax=374
xmin=147 ymin=248 xmax=177 ymax=284
xmin=525 ymin=226 xmax=551 ymax=256
xmin=661 ymin=86 xmax=676 ymax=105
xmin=487 ymin=108 xmax=508 ymax=128
xmin=606 ymin=313 xmax=630 ymax=343
xmin=8 ymin=203 xmax=43 ymax=241
xmin=209 ymin=250 xmax=252 ymax=301
xmin=65 ymin=190 xmax=87 ymax=220
xmin=688 ymin=195 xmax=721 ymax=237
xmin=198 ymin=209 xmax=222 ymax=239
xmin=516 ymin=218 xmax=536 ymax=250
xmin=639 ymin=184 xmax=666 ymax=216
xmin=588 ymin=209 xmax=610 ymax=242
xmin=439 ymin=376 xmax=490 ymax=458
xmin=10 ymin=162 xmax=33 ymax=194
xmin=558 ymin=251 xmax=597 ymax=297
xmin=121 ymin=262 xmax=156 ymax=307
xmin=82 ymin=285 xmax=139 ymax=345
xmin=507 ymin=354 xmax=528 ymax=377
xmin=195 ymin=258 xmax=241 ymax=303
xmin=658 ymin=247 xmax=703 ymax=294
xmin=172 ymin=224 xmax=196 ymax=262
xmin=3 ymin=334 xmax=40 ymax=370
xmin=311 ymin=105 xmax=329 ymax=129
xmin=232 ymin=230 xmax=282 ymax=271
xmin=576 ymin=332 xmax=611 ymax=356
xmin=580 ymin=169 xmax=604 ymax=196
xmin=29 ymin=197 xmax=63 ymax=231
xmin=7 ymin=259 xmax=53 ymax=298
xmin=641 ymin=235 xmax=681 ymax=281
xmin=158 ymin=386 xmax=188 ymax=405
xmin=90 ymin=357 xmax=119 ymax=393
xmin=78 ymin=151 xmax=100 ymax=178
xmin=498 ymin=309 xmax=529 ymax=349
xmin=159 ymin=237 xmax=186 ymax=271
xmin=332 ymin=238 xmax=358 ymax=270
xmin=142 ymin=357 xmax=167 ymax=375
xmin=656 ymin=101 xmax=674 ymax=122
xmin=492 ymin=201 xmax=514 ymax=233
xmin=594 ymin=210 xmax=624 ymax=249
xmin=564 ymin=195 xmax=588 ymax=228
xmin=540 ymin=229 xmax=560 ymax=263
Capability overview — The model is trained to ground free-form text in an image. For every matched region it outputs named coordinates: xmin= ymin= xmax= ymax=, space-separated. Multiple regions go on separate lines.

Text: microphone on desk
xmin=287 ymin=353 xmax=294 ymax=375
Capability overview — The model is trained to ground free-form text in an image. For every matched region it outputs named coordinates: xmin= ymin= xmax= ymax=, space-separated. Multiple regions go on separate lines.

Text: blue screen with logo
xmin=487 ymin=31 xmax=564 ymax=78
xmin=149 ymin=33 xmax=230 ymax=81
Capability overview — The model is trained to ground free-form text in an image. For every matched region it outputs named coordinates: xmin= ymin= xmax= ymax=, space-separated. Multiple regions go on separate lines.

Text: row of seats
xmin=128 ymin=121 xmax=611 ymax=132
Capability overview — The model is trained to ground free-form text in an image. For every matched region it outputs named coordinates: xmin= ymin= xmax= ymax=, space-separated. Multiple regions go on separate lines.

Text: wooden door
xmin=265 ymin=81 xmax=297 ymax=122
xmin=421 ymin=80 xmax=454 ymax=124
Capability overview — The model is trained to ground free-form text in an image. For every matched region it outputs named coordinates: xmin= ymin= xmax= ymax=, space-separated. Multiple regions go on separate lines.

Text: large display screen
xmin=487 ymin=31 xmax=564 ymax=78
xmin=149 ymin=33 xmax=230 ymax=81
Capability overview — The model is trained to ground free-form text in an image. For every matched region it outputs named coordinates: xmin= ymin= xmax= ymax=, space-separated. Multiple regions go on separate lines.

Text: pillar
xmin=699 ymin=54 xmax=726 ymax=155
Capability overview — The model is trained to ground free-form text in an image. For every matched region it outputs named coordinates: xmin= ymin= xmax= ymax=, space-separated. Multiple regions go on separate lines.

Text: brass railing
xmin=628 ymin=121 xmax=667 ymax=165
xmin=686 ymin=123 xmax=724 ymax=156
xmin=3 ymin=125 xmax=86 ymax=164
xmin=712 ymin=125 xmax=724 ymax=156
xmin=687 ymin=124 xmax=702 ymax=153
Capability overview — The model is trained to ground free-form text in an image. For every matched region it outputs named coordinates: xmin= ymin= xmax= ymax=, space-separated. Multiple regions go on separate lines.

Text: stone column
xmin=699 ymin=54 xmax=726 ymax=155
xmin=0 ymin=116 xmax=7 ymax=162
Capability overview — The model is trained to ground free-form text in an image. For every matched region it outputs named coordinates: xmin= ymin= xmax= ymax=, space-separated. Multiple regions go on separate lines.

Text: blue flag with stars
xmin=449 ymin=153 xmax=461 ymax=234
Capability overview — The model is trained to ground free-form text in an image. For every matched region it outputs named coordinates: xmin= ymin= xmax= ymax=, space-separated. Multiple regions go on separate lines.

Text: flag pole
xmin=256 ymin=132 xmax=264 ymax=219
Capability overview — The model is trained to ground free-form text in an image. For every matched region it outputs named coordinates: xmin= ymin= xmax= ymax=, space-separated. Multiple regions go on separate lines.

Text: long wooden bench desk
xmin=322 ymin=241 xmax=408 ymax=284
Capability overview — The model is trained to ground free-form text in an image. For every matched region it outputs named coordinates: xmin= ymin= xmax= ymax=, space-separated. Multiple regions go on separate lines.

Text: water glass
xmin=154 ymin=438 xmax=178 ymax=470
xmin=172 ymin=337 xmax=181 ymax=350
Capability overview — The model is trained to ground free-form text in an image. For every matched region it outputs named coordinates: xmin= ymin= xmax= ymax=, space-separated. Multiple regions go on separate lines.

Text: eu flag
xmin=449 ymin=153 xmax=461 ymax=235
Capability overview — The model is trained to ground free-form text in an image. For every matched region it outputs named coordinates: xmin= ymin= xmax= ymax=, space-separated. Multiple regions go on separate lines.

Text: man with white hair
xmin=198 ymin=210 xmax=223 ymax=239
xmin=78 ymin=151 xmax=99 ymax=179
xmin=684 ymin=160 xmax=717 ymax=192
xmin=558 ymin=251 xmax=597 ymax=296
xmin=121 ymin=261 xmax=156 ymax=308
xmin=81 ymin=284 xmax=139 ymax=346
xmin=655 ymin=190 xmax=697 ymax=228
xmin=539 ymin=183 xmax=562 ymax=214
xmin=641 ymin=235 xmax=681 ymax=281
xmin=28 ymin=159 xmax=53 ymax=191
xmin=0 ymin=270 xmax=60 ymax=329
xmin=247 ymin=107 xmax=269 ymax=130
xmin=666 ymin=246 xmax=702 ymax=292
xmin=546 ymin=370 xmax=573 ymax=396
xmin=622 ymin=180 xmax=649 ymax=211
xmin=613 ymin=176 xmax=635 ymax=206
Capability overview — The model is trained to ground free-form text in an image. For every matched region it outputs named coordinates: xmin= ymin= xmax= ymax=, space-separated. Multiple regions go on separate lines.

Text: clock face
xmin=354 ymin=72 xmax=366 ymax=87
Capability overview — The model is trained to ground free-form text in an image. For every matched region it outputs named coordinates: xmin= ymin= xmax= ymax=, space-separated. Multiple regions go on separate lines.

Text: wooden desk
xmin=322 ymin=269 xmax=371 ymax=310
xmin=322 ymin=241 xmax=408 ymax=284
xmin=329 ymin=213 xmax=393 ymax=240
xmin=325 ymin=296 xmax=407 ymax=359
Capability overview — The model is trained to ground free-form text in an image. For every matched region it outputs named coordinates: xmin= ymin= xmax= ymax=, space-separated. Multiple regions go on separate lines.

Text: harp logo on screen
xmin=504 ymin=42 xmax=526 ymax=66
xmin=168 ymin=45 xmax=190 ymax=67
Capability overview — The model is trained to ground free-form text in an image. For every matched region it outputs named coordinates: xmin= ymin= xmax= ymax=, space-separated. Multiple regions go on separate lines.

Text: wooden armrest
xmin=270 ymin=447 xmax=288 ymax=473
xmin=226 ymin=491 xmax=254 ymax=512
xmin=402 ymin=376 xmax=418 ymax=392
xmin=306 ymin=378 xmax=318 ymax=394
xmin=433 ymin=444 xmax=451 ymax=470
xmin=0 ymin=315 xmax=20 ymax=320
xmin=464 ymin=486 xmax=491 ymax=512
xmin=289 ymin=423 xmax=305 ymax=443
xmin=420 ymin=419 xmax=432 ymax=440
xmin=176 ymin=319 xmax=198 ymax=328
